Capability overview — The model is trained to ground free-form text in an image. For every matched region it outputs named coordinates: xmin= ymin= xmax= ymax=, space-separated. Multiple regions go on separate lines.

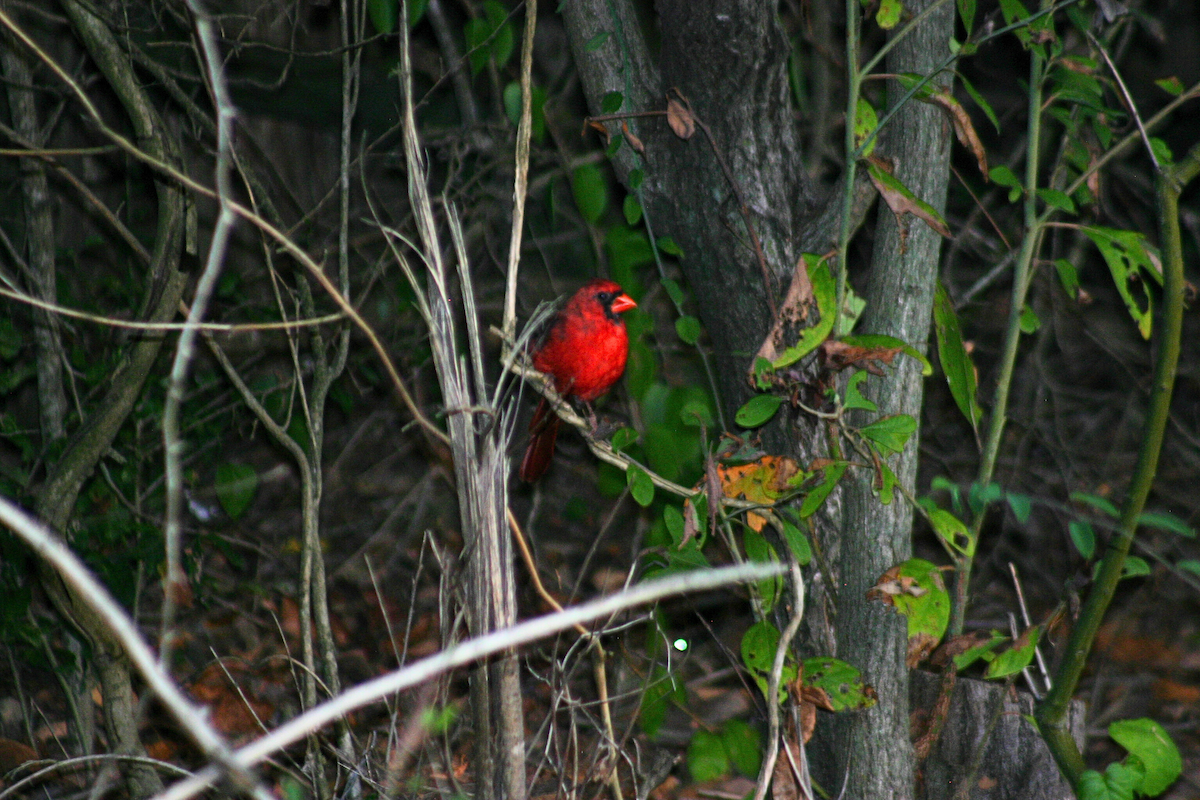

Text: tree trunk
xmin=817 ymin=3 xmax=956 ymax=798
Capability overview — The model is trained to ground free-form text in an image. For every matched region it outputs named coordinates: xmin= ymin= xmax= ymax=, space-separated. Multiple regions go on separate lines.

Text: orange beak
xmin=611 ymin=293 xmax=637 ymax=314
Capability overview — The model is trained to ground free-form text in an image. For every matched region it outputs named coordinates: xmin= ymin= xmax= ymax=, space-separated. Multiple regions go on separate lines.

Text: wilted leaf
xmin=666 ymin=93 xmax=695 ymax=139
xmin=868 ymin=559 xmax=950 ymax=666
xmin=866 ymin=158 xmax=952 ymax=243
xmin=757 ymin=254 xmax=836 ymax=369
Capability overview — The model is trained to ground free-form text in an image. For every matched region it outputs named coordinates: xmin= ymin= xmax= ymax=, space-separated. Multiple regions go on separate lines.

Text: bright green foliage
xmin=877 ymin=558 xmax=950 ymax=646
xmin=985 ymin=625 xmax=1039 ymax=678
xmin=802 ymin=657 xmax=877 ymax=711
xmin=735 ymin=394 xmax=783 ymax=428
xmin=769 ymin=255 xmax=835 ymax=370
xmin=1082 ymin=227 xmax=1161 ymax=339
xmin=859 ymin=414 xmax=917 ymax=456
xmin=1108 ymin=718 xmax=1182 ymax=796
xmin=854 ymin=97 xmax=878 ymax=157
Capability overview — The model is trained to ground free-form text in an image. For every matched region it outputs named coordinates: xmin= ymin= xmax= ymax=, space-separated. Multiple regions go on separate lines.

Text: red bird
xmin=520 ymin=279 xmax=637 ymax=482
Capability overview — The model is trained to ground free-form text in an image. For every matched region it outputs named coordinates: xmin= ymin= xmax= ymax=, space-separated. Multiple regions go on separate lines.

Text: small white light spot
xmin=673 ymin=638 xmax=689 ymax=652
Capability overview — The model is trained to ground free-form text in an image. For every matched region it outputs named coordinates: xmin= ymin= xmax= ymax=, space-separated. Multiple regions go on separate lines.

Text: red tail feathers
xmin=519 ymin=397 xmax=561 ymax=482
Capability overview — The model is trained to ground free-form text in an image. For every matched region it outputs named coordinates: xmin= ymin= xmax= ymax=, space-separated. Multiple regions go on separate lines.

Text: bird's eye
xmin=596 ymin=291 xmax=614 ymax=303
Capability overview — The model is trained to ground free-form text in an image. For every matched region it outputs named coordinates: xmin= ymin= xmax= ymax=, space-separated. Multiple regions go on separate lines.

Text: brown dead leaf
xmin=716 ymin=457 xmax=802 ymax=531
xmin=666 ymin=92 xmax=695 ymax=140
xmin=866 ymin=155 xmax=952 ymax=242
xmin=867 ymin=565 xmax=929 ymax=606
xmin=929 ymin=630 xmax=994 ymax=668
xmin=908 ymin=632 xmax=939 ymax=668
xmin=755 ymin=253 xmax=818 ymax=367
xmin=621 ymin=120 xmax=645 ymax=153
xmin=0 ymin=738 xmax=38 ymax=774
xmin=584 ymin=118 xmax=610 ymax=144
xmin=818 ymin=339 xmax=902 ymax=375
xmin=923 ymin=87 xmax=988 ymax=177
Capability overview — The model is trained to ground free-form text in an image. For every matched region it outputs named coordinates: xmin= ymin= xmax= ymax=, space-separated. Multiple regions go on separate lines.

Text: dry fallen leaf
xmin=666 ymin=93 xmax=696 ymax=140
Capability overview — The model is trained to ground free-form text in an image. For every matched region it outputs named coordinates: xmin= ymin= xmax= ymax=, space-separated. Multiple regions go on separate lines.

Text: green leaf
xmin=687 ymin=730 xmax=730 ymax=782
xmin=927 ymin=506 xmax=974 ymax=557
xmin=675 ymin=315 xmax=703 ymax=345
xmin=623 ymin=194 xmax=642 ymax=225
xmin=601 ymin=90 xmax=624 ymax=113
xmin=1138 ymin=511 xmax=1194 ymax=538
xmin=985 ymin=626 xmax=1040 ymax=678
xmin=407 ymin=0 xmax=429 ymax=26
xmin=802 ymin=657 xmax=876 ymax=711
xmin=656 ymin=236 xmax=684 ymax=257
xmin=1155 ymin=76 xmax=1184 ymax=96
xmin=953 ymin=630 xmax=1007 ymax=671
xmin=1176 ymin=560 xmax=1200 ymax=578
xmin=741 ymin=620 xmax=780 ymax=674
xmin=1037 ymin=188 xmax=1076 ymax=214
xmin=660 ymin=277 xmax=684 ymax=305
xmin=1078 ymin=765 xmax=1139 ymax=800
xmin=1082 ymin=226 xmax=1160 ymax=339
xmin=854 ymin=97 xmax=878 ymax=157
xmin=1122 ymin=556 xmax=1150 ymax=578
xmin=1054 ymin=258 xmax=1081 ymax=299
xmin=639 ymin=665 xmax=684 ymax=737
xmin=880 ymin=558 xmax=951 ymax=645
xmin=960 ymin=74 xmax=998 ymax=132
xmin=844 ymin=371 xmax=877 ymax=412
xmin=571 ymin=164 xmax=608 ymax=224
xmin=584 ymin=30 xmax=610 ymax=51
xmin=933 ymin=281 xmax=982 ymax=434
xmin=957 ymin=0 xmax=976 ymax=35
xmin=1109 ymin=718 xmax=1182 ymax=796
xmin=629 ymin=167 xmax=644 ymax=190
xmin=483 ymin=1 xmax=513 ymax=65
xmin=988 ymin=165 xmax=1020 ymax=188
xmin=859 ymin=414 xmax=917 ymax=456
xmin=663 ymin=504 xmax=685 ymax=547
xmin=770 ymin=255 xmax=836 ymax=369
xmin=367 ymin=0 xmax=398 ymax=35
xmin=610 ymin=426 xmax=638 ymax=452
xmin=721 ymin=719 xmax=762 ymax=777
xmin=799 ymin=461 xmax=846 ymax=518
xmin=741 ymin=620 xmax=797 ymax=702
xmin=626 ymin=464 xmax=655 ymax=506
xmin=1071 ymin=491 xmax=1120 ymax=518
xmin=215 ymin=463 xmax=258 ymax=520
xmin=1019 ymin=305 xmax=1040 ymax=333
xmin=743 ymin=530 xmax=781 ymax=613
xmin=1006 ymin=492 xmax=1032 ymax=524
xmin=876 ymin=0 xmax=902 ymax=29
xmin=679 ymin=398 xmax=714 ymax=428
xmin=778 ymin=514 xmax=813 ymax=566
xmin=503 ymin=83 xmax=548 ymax=141
xmin=878 ymin=461 xmax=897 ymax=505
xmin=735 ymin=394 xmax=784 ymax=428
xmin=1069 ymin=520 xmax=1096 ymax=560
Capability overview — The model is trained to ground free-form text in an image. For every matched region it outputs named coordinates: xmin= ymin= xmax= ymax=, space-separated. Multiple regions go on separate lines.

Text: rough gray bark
xmin=911 ymin=672 xmax=1084 ymax=800
xmin=817 ymin=2 xmax=957 ymax=798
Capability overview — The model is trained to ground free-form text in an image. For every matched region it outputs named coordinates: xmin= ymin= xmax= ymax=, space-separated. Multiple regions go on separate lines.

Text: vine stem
xmin=952 ymin=5 xmax=1051 ymax=637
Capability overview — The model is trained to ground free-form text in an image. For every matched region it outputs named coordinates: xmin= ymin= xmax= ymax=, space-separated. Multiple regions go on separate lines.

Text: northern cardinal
xmin=519 ymin=279 xmax=637 ymax=482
